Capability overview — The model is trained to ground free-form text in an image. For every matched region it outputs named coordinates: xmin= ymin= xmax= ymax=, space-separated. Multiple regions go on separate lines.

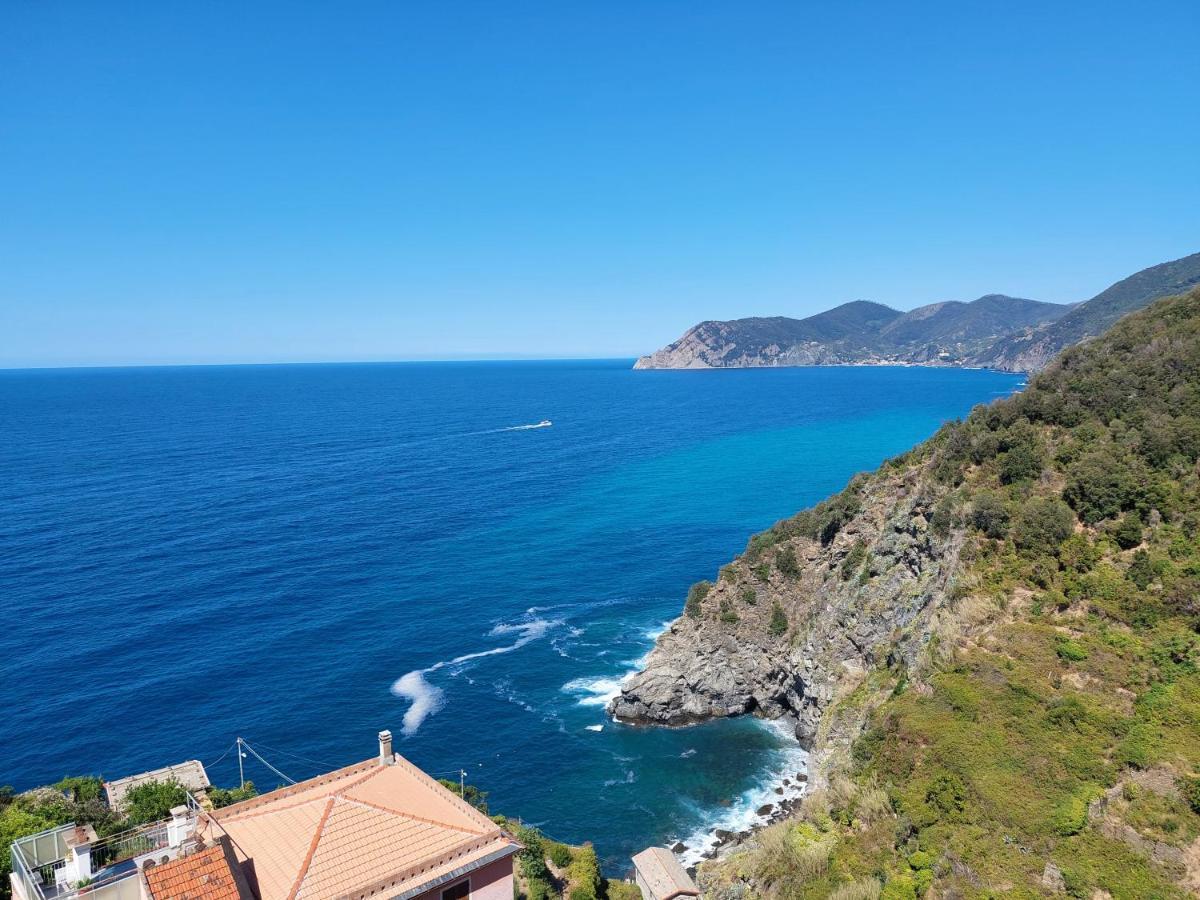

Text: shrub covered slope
xmin=699 ymin=288 xmax=1200 ymax=898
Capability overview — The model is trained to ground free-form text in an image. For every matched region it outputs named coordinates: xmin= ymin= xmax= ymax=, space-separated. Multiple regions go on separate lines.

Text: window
xmin=442 ymin=881 xmax=470 ymax=900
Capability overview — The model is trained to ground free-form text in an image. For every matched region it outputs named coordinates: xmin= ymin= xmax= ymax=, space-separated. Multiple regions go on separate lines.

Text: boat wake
xmin=391 ymin=616 xmax=558 ymax=735
xmin=498 ymin=420 xmax=552 ymax=431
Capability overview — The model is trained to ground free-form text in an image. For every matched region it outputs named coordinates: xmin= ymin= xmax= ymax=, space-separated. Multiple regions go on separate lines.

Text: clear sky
xmin=2 ymin=1 xmax=1198 ymax=367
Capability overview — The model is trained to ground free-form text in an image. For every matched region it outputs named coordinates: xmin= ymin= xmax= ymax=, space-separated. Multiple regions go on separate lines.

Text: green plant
xmin=546 ymin=841 xmax=573 ymax=868
xmin=1055 ymin=636 xmax=1088 ymax=662
xmin=208 ymin=782 xmax=258 ymax=809
xmin=122 ymin=779 xmax=188 ymax=826
xmin=1113 ymin=511 xmax=1145 ymax=550
xmin=768 ymin=601 xmax=788 ymax=637
xmin=970 ymin=491 xmax=1010 ymax=539
xmin=776 ymin=547 xmax=800 ymax=578
xmin=841 ymin=540 xmax=869 ymax=580
xmin=1013 ymin=497 xmax=1075 ymax=551
xmin=566 ymin=844 xmax=601 ymax=900
xmin=684 ymin=580 xmax=712 ymax=618
xmin=739 ymin=585 xmax=757 ymax=605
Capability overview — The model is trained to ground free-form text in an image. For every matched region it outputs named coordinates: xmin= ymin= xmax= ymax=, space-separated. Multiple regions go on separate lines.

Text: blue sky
xmin=2 ymin=2 xmax=1198 ymax=367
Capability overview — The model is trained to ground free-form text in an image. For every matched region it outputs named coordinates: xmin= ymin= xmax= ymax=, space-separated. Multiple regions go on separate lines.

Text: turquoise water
xmin=0 ymin=361 xmax=1021 ymax=871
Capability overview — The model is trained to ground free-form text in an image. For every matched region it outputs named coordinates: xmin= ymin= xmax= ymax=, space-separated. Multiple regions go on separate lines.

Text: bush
xmin=718 ymin=599 xmax=738 ymax=624
xmin=879 ymin=875 xmax=918 ymax=900
xmin=1063 ymin=451 xmax=1146 ymax=524
xmin=684 ymin=581 xmax=711 ymax=618
xmin=998 ymin=442 xmax=1044 ymax=484
xmin=768 ymin=602 xmax=788 ymax=637
xmin=1127 ymin=550 xmax=1155 ymax=589
xmin=1013 ymin=498 xmax=1075 ymax=551
xmin=930 ymin=498 xmax=955 ymax=537
xmin=122 ymin=779 xmax=188 ymax=826
xmin=1116 ymin=723 xmax=1160 ymax=770
xmin=841 ymin=540 xmax=869 ymax=580
xmin=1180 ymin=775 xmax=1200 ymax=813
xmin=970 ymin=491 xmax=1010 ymax=539
xmin=776 ymin=547 xmax=800 ymax=578
xmin=209 ymin=782 xmax=258 ymax=809
xmin=739 ymin=585 xmax=757 ymax=605
xmin=545 ymin=842 xmax=573 ymax=868
xmin=1113 ymin=511 xmax=1144 ymax=550
xmin=1051 ymin=791 xmax=1092 ymax=836
xmin=566 ymin=845 xmax=601 ymax=900
xmin=513 ymin=824 xmax=551 ymax=885
xmin=1055 ymin=636 xmax=1088 ymax=662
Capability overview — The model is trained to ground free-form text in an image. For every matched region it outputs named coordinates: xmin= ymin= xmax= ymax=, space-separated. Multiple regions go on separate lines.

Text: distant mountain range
xmin=634 ymin=251 xmax=1200 ymax=372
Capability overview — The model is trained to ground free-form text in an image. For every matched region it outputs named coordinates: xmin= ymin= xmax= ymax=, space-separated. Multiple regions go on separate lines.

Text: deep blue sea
xmin=0 ymin=360 xmax=1021 ymax=870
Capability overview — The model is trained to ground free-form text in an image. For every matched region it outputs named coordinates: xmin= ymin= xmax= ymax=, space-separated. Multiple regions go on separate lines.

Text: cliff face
xmin=610 ymin=459 xmax=967 ymax=773
xmin=621 ymin=287 xmax=1200 ymax=898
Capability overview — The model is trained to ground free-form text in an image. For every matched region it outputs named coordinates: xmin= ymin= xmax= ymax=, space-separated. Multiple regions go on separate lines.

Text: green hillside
xmin=700 ymin=287 xmax=1200 ymax=899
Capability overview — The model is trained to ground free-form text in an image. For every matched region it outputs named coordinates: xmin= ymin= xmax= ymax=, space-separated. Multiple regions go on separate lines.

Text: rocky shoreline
xmin=670 ymin=718 xmax=811 ymax=874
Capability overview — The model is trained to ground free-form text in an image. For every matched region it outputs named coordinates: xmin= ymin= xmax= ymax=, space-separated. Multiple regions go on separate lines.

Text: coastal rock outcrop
xmin=610 ymin=459 xmax=966 ymax=773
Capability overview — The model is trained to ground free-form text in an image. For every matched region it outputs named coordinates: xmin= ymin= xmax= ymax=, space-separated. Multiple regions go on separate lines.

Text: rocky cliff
xmin=610 ymin=456 xmax=968 ymax=781
xmin=615 ymin=286 xmax=1200 ymax=898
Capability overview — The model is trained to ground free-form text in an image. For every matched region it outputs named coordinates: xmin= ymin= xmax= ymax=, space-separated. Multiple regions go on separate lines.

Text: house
xmin=10 ymin=731 xmax=519 ymax=900
xmin=630 ymin=848 xmax=699 ymax=900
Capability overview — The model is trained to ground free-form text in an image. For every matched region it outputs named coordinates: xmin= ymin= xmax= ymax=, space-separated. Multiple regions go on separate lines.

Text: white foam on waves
xmin=675 ymin=718 xmax=809 ymax=868
xmin=560 ymin=617 xmax=671 ymax=710
xmin=391 ymin=617 xmax=558 ymax=735
xmin=562 ymin=675 xmax=627 ymax=706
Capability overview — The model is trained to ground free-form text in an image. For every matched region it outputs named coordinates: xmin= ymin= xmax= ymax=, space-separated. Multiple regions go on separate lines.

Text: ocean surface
xmin=0 ymin=360 xmax=1021 ymax=870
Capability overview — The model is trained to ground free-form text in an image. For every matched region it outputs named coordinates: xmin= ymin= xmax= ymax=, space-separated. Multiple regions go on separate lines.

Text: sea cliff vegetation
xmin=693 ymin=289 xmax=1200 ymax=897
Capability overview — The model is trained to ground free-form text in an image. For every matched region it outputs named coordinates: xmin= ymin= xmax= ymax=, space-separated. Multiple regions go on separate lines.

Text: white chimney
xmin=378 ymin=729 xmax=393 ymax=765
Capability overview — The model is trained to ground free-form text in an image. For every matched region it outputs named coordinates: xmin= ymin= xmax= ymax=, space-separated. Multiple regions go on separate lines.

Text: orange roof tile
xmin=198 ymin=754 xmax=517 ymax=900
xmin=144 ymin=839 xmax=250 ymax=900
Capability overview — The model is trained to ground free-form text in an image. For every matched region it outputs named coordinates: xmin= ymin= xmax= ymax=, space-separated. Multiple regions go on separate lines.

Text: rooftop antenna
xmin=237 ymin=737 xmax=246 ymax=789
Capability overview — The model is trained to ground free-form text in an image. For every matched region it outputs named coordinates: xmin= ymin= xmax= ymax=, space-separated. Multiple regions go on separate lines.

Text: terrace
xmin=9 ymin=798 xmax=202 ymax=900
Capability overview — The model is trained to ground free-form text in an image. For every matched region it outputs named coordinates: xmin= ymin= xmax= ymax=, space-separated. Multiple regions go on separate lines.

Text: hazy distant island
xmin=635 ymin=252 xmax=1200 ymax=373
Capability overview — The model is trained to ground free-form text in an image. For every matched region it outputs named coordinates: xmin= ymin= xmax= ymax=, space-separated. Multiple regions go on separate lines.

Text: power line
xmin=238 ymin=738 xmax=297 ymax=786
xmin=204 ymin=741 xmax=239 ymax=771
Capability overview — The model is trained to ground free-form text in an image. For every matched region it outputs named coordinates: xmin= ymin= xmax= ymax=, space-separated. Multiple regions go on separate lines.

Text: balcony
xmin=9 ymin=801 xmax=201 ymax=900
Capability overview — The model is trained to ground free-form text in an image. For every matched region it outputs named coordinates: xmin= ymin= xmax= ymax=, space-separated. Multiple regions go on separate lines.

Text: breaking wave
xmin=391 ymin=617 xmax=558 ymax=735
xmin=675 ymin=718 xmax=809 ymax=867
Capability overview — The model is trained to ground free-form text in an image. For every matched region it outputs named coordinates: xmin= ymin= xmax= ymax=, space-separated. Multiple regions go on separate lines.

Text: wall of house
xmin=411 ymin=856 xmax=513 ymax=900
xmin=634 ymin=870 xmax=652 ymax=900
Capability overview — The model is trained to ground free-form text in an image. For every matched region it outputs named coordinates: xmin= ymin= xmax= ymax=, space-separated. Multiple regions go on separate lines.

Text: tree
xmin=998 ymin=442 xmax=1044 ymax=485
xmin=1113 ymin=511 xmax=1144 ymax=550
xmin=970 ymin=491 xmax=1010 ymax=539
xmin=1013 ymin=498 xmax=1075 ymax=551
xmin=122 ymin=779 xmax=188 ymax=826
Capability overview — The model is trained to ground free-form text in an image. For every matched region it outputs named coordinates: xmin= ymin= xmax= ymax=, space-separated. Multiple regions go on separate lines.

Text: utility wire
xmin=239 ymin=739 xmax=297 ymax=785
xmin=204 ymin=741 xmax=240 ymax=771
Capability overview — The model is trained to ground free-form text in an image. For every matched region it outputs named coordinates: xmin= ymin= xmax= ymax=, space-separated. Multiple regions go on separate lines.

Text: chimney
xmin=378 ymin=729 xmax=393 ymax=766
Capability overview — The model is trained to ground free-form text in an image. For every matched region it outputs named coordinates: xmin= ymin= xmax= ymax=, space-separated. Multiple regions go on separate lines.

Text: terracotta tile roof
xmin=144 ymin=839 xmax=251 ymax=900
xmin=198 ymin=754 xmax=517 ymax=900
xmin=631 ymin=847 xmax=699 ymax=900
